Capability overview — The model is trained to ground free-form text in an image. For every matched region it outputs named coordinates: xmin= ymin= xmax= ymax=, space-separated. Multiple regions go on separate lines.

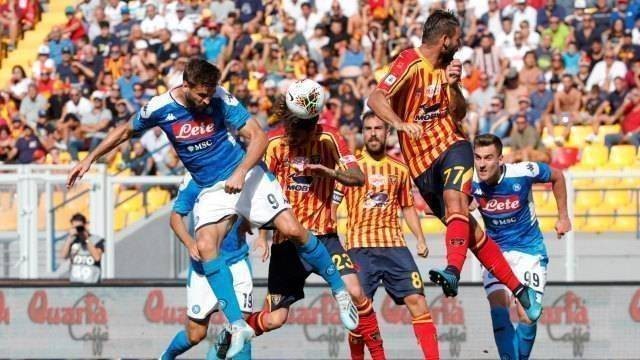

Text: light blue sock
xmin=296 ymin=232 xmax=345 ymax=293
xmin=161 ymin=330 xmax=193 ymax=360
xmin=516 ymin=322 xmax=538 ymax=360
xmin=490 ymin=307 xmax=517 ymax=360
xmin=200 ymin=257 xmax=243 ymax=323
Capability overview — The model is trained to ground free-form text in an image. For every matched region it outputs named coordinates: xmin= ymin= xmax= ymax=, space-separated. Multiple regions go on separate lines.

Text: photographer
xmin=59 ymin=213 xmax=104 ymax=283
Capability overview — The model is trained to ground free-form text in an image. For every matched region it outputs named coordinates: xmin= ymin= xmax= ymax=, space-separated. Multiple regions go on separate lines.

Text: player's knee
xmin=443 ymin=192 xmax=469 ymax=217
xmin=404 ymin=294 xmax=429 ymax=316
xmin=346 ymin=281 xmax=365 ymax=302
xmin=278 ymin=221 xmax=305 ymax=243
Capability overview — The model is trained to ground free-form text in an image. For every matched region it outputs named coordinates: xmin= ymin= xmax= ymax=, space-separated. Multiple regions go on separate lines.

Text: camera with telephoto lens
xmin=75 ymin=225 xmax=87 ymax=242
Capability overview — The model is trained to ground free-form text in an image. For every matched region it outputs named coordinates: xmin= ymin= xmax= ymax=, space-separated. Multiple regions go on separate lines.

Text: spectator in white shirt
xmin=506 ymin=0 xmax=537 ymax=30
xmin=104 ymin=0 xmax=127 ymax=29
xmin=283 ymin=0 xmax=304 ymax=20
xmin=494 ymin=15 xmax=516 ymax=50
xmin=297 ymin=2 xmax=322 ymax=40
xmin=586 ymin=49 xmax=628 ymax=93
xmin=166 ymin=5 xmax=195 ymax=44
xmin=519 ymin=20 xmax=540 ymax=49
xmin=140 ymin=3 xmax=166 ymax=46
xmin=31 ymin=45 xmax=56 ymax=80
xmin=140 ymin=127 xmax=170 ymax=173
xmin=501 ymin=30 xmax=531 ymax=71
xmin=62 ymin=89 xmax=93 ymax=123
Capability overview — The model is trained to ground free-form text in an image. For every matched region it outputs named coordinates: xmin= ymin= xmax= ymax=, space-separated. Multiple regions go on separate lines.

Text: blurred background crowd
xmin=0 ymin=0 xmax=639 ymax=172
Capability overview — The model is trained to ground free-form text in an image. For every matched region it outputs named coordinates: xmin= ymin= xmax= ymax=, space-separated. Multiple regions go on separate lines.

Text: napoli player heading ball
xmin=472 ymin=134 xmax=571 ymax=360
xmin=66 ymin=59 xmax=358 ymax=358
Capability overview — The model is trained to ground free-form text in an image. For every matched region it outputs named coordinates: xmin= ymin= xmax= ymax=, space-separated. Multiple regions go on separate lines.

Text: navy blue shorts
xmin=348 ymin=247 xmax=424 ymax=305
xmin=267 ymin=233 xmax=356 ymax=310
xmin=413 ymin=140 xmax=474 ymax=220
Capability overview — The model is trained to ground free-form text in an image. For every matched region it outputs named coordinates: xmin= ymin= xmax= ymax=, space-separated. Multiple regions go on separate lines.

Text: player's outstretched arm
xmin=66 ymin=122 xmax=134 ymax=188
xmin=367 ymin=89 xmax=422 ymax=140
xmin=169 ymin=211 xmax=201 ymax=261
xmin=549 ymin=168 xmax=571 ymax=238
xmin=402 ymin=206 xmax=429 ymax=258
xmin=226 ymin=119 xmax=268 ymax=194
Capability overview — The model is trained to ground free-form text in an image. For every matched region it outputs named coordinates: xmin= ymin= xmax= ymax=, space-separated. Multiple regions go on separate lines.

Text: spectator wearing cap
xmin=201 ymin=23 xmax=228 ymax=63
xmin=32 ymin=45 xmax=56 ymax=80
xmin=519 ymin=51 xmax=542 ymax=93
xmin=114 ymin=6 xmax=138 ymax=45
xmin=35 ymin=110 xmax=50 ymax=137
xmin=82 ymin=91 xmax=114 ymax=150
xmin=93 ymin=21 xmax=119 ymax=57
xmin=536 ymin=0 xmax=567 ymax=32
xmin=10 ymin=124 xmax=45 ymax=164
xmin=473 ymin=34 xmax=502 ymax=81
xmin=56 ymin=46 xmax=76 ymax=84
xmin=62 ymin=5 xmax=87 ymax=43
xmin=586 ymin=48 xmax=628 ymax=92
xmin=574 ymin=13 xmax=605 ymax=53
xmin=19 ymin=84 xmax=47 ymax=128
xmin=236 ymin=0 xmax=265 ymax=24
xmin=117 ymin=64 xmax=141 ymax=102
xmin=104 ymin=0 xmax=127 ymax=29
xmin=297 ymin=2 xmax=322 ymax=40
xmin=480 ymin=96 xmax=511 ymax=139
xmin=469 ymin=72 xmax=497 ymax=119
xmin=166 ymin=4 xmax=195 ymax=44
xmin=506 ymin=113 xmax=550 ymax=163
xmin=505 ymin=0 xmax=537 ymax=30
xmin=140 ymin=4 xmax=166 ymax=46
xmin=47 ymin=26 xmax=75 ymax=66
xmin=604 ymin=89 xmax=640 ymax=148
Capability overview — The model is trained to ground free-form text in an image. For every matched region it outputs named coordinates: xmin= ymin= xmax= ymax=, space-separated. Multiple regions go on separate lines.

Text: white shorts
xmin=187 ymin=258 xmax=253 ymax=320
xmin=193 ymin=164 xmax=290 ymax=230
xmin=482 ymin=250 xmax=547 ymax=296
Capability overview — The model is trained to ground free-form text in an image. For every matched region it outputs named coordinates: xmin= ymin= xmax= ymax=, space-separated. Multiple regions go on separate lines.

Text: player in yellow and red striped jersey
xmin=367 ymin=10 xmax=542 ymax=323
xmin=333 ymin=112 xmax=439 ymax=359
xmin=243 ymin=95 xmax=387 ymax=359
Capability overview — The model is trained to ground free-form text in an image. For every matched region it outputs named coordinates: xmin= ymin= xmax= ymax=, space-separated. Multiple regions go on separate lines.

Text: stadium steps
xmin=0 ymin=0 xmax=76 ymax=85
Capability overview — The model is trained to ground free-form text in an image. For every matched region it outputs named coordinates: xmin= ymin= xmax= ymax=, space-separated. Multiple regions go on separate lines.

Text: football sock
xmin=412 ymin=313 xmax=440 ymax=360
xmin=232 ymin=342 xmax=252 ymax=360
xmin=246 ymin=311 xmax=268 ymax=337
xmin=348 ymin=332 xmax=365 ymax=360
xmin=354 ymin=298 xmax=385 ymax=360
xmin=516 ymin=322 xmax=538 ymax=360
xmin=200 ymin=257 xmax=243 ymax=323
xmin=472 ymin=234 xmax=522 ymax=292
xmin=490 ymin=307 xmax=517 ymax=360
xmin=295 ymin=232 xmax=345 ymax=293
xmin=444 ymin=214 xmax=470 ymax=274
xmin=162 ymin=330 xmax=193 ymax=359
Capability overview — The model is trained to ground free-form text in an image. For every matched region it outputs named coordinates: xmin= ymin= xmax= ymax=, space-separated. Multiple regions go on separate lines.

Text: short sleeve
xmin=172 ymin=174 xmax=200 ymax=215
xmin=218 ymin=87 xmax=251 ymax=131
xmin=532 ymin=162 xmax=552 ymax=183
xmin=131 ymin=102 xmax=158 ymax=134
xmin=376 ymin=51 xmax=418 ymax=97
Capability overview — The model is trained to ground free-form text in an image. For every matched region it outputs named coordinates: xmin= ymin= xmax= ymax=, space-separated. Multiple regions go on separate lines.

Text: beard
xmin=440 ymin=42 xmax=457 ymax=66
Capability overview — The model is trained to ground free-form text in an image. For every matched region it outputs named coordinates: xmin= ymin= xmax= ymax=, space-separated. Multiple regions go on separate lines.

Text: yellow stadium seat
xmin=579 ymin=145 xmax=608 ymax=168
xmin=421 ymin=217 xmax=445 ymax=234
xmin=573 ymin=217 xmax=587 ymax=231
xmin=537 ymin=217 xmax=556 ymax=232
xmin=532 ymin=190 xmax=549 ymax=206
xmin=337 ymin=218 xmax=348 ymax=235
xmin=608 ymin=145 xmax=636 ymax=168
xmin=78 ymin=151 xmax=89 ymax=161
xmin=575 ymin=190 xmax=603 ymax=211
xmin=128 ymin=209 xmax=146 ymax=225
xmin=611 ymin=216 xmax=637 ymax=232
xmin=119 ymin=191 xmax=144 ymax=212
xmin=604 ymin=190 xmax=634 ymax=208
xmin=59 ymin=151 xmax=72 ymax=164
xmin=581 ymin=215 xmax=615 ymax=233
xmin=0 ymin=192 xmax=13 ymax=210
xmin=618 ymin=169 xmax=640 ymax=188
xmin=0 ymin=208 xmax=17 ymax=231
xmin=596 ymin=125 xmax=621 ymax=144
xmin=108 ymin=152 xmax=124 ymax=174
xmin=567 ymin=126 xmax=592 ymax=147
xmin=535 ymin=200 xmax=558 ymax=216
xmin=114 ymin=209 xmax=127 ymax=231
xmin=147 ymin=188 xmax=170 ymax=207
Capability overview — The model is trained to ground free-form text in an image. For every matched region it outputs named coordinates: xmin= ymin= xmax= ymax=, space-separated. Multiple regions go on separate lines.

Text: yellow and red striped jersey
xmin=266 ymin=124 xmax=359 ymax=241
xmin=334 ymin=151 xmax=413 ymax=249
xmin=376 ymin=48 xmax=465 ymax=179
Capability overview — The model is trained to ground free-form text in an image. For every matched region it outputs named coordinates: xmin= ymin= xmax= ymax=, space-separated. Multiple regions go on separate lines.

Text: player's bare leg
xmin=428 ymin=189 xmax=470 ymax=297
xmin=343 ymin=273 xmax=385 ymax=360
xmin=468 ymin=217 xmax=542 ymax=322
xmin=195 ymin=218 xmax=254 ymax=358
xmin=404 ymin=294 xmax=439 ymax=360
xmin=272 ymin=210 xmax=358 ymax=330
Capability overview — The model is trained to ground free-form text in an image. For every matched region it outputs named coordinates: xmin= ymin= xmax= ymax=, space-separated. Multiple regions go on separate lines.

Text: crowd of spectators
xmin=1 ymin=0 xmax=640 ymax=169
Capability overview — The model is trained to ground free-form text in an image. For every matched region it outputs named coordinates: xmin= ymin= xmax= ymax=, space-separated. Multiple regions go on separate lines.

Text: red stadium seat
xmin=551 ymin=147 xmax=579 ymax=170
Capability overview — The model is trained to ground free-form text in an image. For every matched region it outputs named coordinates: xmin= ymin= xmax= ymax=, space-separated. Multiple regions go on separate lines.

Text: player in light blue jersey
xmin=67 ymin=59 xmax=358 ymax=358
xmin=472 ymin=134 xmax=571 ymax=360
xmin=162 ymin=172 xmax=263 ymax=360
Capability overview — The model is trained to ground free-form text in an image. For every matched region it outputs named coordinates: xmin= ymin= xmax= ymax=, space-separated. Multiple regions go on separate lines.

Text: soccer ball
xmin=285 ymin=79 xmax=326 ymax=119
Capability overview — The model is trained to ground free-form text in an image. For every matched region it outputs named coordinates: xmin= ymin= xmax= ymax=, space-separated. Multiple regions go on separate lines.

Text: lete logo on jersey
xmin=172 ymin=118 xmax=216 ymax=142
xmin=477 ymin=195 xmax=521 ymax=214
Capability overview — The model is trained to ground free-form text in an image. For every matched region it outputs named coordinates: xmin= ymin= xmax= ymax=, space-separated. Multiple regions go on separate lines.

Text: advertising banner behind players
xmin=0 ymin=285 xmax=638 ymax=358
